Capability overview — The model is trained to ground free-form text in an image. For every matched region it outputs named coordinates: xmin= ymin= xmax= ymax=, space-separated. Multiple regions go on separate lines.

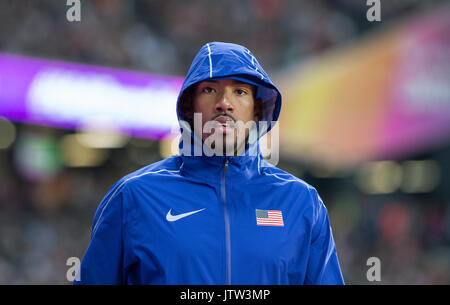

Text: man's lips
xmin=214 ymin=115 xmax=235 ymax=125
xmin=206 ymin=115 xmax=235 ymax=134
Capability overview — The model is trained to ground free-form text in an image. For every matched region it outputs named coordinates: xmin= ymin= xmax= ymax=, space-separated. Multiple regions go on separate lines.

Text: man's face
xmin=188 ymin=79 xmax=261 ymax=155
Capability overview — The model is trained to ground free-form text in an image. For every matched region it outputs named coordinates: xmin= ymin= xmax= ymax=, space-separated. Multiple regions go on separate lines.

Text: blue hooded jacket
xmin=75 ymin=42 xmax=344 ymax=285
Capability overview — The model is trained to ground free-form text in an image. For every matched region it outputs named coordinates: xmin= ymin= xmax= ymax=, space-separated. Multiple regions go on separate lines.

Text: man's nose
xmin=215 ymin=91 xmax=234 ymax=113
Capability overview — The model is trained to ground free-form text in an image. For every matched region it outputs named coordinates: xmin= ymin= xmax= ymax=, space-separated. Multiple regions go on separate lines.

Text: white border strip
xmin=206 ymin=43 xmax=213 ymax=78
xmin=263 ymin=172 xmax=300 ymax=182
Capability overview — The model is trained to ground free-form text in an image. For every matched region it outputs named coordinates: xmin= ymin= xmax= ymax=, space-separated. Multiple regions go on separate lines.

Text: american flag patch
xmin=255 ymin=209 xmax=284 ymax=226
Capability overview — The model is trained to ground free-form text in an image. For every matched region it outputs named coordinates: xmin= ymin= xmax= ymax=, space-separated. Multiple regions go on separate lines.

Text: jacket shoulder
xmin=260 ymin=161 xmax=326 ymax=215
xmin=261 ymin=160 xmax=313 ymax=189
xmin=118 ymin=155 xmax=182 ymax=188
xmin=91 ymin=156 xmax=183 ymax=234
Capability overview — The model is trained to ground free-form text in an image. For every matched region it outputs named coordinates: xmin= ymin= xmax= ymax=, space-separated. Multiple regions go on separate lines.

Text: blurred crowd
xmin=0 ymin=0 xmax=449 ymax=284
xmin=1 ymin=0 xmax=444 ymax=76
xmin=328 ymin=190 xmax=450 ymax=284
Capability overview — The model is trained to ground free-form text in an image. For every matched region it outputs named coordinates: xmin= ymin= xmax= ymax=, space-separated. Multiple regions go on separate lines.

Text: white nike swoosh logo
xmin=166 ymin=208 xmax=206 ymax=222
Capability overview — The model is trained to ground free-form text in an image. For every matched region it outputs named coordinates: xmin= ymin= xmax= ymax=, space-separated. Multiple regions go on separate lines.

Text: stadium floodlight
xmin=0 ymin=53 xmax=183 ymax=140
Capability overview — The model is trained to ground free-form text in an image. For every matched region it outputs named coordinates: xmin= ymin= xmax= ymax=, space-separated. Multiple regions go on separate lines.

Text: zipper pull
xmin=224 ymin=159 xmax=229 ymax=174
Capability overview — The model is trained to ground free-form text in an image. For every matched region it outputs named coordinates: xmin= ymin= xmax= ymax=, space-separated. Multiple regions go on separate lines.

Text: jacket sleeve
xmin=304 ymin=187 xmax=345 ymax=285
xmin=74 ymin=180 xmax=135 ymax=285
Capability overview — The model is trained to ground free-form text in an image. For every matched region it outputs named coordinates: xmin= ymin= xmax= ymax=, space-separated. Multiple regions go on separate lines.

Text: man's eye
xmin=202 ymin=87 xmax=215 ymax=93
xmin=235 ymin=89 xmax=247 ymax=95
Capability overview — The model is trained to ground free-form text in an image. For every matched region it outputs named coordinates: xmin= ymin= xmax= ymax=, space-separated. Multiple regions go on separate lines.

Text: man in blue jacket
xmin=75 ymin=42 xmax=344 ymax=285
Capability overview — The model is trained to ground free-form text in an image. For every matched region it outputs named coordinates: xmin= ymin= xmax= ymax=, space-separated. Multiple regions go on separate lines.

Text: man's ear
xmin=253 ymin=98 xmax=262 ymax=122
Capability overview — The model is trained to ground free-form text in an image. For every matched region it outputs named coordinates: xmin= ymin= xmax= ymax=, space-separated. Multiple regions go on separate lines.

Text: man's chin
xmin=201 ymin=135 xmax=232 ymax=154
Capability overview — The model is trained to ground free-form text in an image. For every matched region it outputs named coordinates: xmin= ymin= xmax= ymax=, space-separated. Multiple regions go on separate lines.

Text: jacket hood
xmin=176 ymin=42 xmax=282 ymax=155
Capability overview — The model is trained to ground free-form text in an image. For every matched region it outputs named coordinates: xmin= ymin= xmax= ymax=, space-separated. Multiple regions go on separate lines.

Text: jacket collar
xmin=179 ymin=130 xmax=263 ymax=185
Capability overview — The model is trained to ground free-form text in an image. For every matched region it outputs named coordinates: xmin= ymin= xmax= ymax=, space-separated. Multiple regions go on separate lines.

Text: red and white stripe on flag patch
xmin=255 ymin=209 xmax=284 ymax=226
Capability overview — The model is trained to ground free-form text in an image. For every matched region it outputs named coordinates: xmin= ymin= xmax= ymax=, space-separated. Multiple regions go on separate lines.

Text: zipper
xmin=221 ymin=159 xmax=231 ymax=285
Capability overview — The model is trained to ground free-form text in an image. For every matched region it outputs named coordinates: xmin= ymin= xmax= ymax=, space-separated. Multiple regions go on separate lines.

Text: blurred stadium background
xmin=0 ymin=0 xmax=449 ymax=284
